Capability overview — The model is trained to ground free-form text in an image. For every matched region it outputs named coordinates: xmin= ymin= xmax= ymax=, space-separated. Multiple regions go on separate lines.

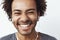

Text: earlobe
xmin=37 ymin=12 xmax=40 ymax=21
xmin=37 ymin=16 xmax=40 ymax=21
xmin=38 ymin=12 xmax=40 ymax=16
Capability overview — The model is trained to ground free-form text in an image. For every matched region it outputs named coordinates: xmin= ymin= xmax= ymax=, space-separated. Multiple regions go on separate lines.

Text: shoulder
xmin=39 ymin=32 xmax=57 ymax=40
xmin=0 ymin=33 xmax=16 ymax=40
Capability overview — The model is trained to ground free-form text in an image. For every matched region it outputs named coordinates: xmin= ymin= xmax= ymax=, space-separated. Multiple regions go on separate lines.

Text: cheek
xmin=12 ymin=14 xmax=20 ymax=22
xmin=12 ymin=16 xmax=19 ymax=26
xmin=29 ymin=15 xmax=38 ymax=22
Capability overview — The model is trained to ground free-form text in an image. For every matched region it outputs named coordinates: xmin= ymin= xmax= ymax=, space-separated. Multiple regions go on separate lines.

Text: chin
xmin=18 ymin=29 xmax=33 ymax=35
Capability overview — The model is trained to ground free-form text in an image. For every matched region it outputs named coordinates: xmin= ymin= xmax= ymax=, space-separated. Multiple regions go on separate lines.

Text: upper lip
xmin=20 ymin=24 xmax=29 ymax=27
xmin=17 ymin=22 xmax=32 ymax=25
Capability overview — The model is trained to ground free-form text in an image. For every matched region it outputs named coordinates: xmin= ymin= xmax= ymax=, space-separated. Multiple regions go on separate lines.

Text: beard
xmin=12 ymin=18 xmax=38 ymax=35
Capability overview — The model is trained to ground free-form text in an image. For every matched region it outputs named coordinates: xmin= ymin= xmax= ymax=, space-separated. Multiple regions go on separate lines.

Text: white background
xmin=0 ymin=0 xmax=60 ymax=40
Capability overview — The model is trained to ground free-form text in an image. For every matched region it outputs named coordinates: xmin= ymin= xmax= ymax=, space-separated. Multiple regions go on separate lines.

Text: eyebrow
xmin=12 ymin=9 xmax=36 ymax=12
xmin=12 ymin=9 xmax=21 ymax=12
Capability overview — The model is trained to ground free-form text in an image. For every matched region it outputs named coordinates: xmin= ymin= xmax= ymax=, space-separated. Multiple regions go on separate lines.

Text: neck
xmin=16 ymin=31 xmax=37 ymax=40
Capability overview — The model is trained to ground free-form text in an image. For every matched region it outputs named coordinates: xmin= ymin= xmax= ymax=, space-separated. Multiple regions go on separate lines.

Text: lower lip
xmin=22 ymin=28 xmax=30 ymax=31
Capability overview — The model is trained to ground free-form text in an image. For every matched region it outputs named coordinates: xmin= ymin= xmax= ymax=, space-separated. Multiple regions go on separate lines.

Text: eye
xmin=14 ymin=12 xmax=21 ymax=16
xmin=27 ymin=11 xmax=34 ymax=14
xmin=28 ymin=12 xmax=34 ymax=13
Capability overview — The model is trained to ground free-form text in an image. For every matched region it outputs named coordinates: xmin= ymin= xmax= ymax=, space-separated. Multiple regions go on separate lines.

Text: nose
xmin=20 ymin=14 xmax=29 ymax=22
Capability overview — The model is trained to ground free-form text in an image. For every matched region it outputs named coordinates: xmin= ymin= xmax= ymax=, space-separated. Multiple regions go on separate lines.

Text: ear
xmin=37 ymin=12 xmax=40 ymax=21
xmin=38 ymin=12 xmax=40 ymax=16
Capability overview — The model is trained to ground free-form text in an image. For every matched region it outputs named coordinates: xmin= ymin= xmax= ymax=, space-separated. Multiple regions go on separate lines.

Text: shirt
xmin=0 ymin=32 xmax=57 ymax=40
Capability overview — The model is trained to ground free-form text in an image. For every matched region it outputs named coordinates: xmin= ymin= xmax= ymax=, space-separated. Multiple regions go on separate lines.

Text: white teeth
xmin=20 ymin=25 xmax=29 ymax=27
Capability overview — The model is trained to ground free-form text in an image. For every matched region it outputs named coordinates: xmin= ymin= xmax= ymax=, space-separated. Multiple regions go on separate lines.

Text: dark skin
xmin=11 ymin=0 xmax=40 ymax=40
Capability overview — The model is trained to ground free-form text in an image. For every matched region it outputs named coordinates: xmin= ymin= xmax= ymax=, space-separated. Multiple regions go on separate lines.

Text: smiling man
xmin=12 ymin=0 xmax=39 ymax=35
xmin=0 ymin=0 xmax=57 ymax=40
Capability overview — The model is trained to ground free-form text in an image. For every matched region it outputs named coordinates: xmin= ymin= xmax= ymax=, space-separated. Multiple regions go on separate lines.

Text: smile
xmin=20 ymin=24 xmax=29 ymax=28
xmin=18 ymin=24 xmax=31 ymax=30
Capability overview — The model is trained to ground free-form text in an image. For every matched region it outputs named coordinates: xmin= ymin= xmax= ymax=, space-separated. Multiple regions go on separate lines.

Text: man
xmin=0 ymin=0 xmax=57 ymax=40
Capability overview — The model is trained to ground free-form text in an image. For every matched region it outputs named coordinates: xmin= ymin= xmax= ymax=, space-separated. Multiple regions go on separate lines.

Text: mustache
xmin=17 ymin=20 xmax=32 ymax=25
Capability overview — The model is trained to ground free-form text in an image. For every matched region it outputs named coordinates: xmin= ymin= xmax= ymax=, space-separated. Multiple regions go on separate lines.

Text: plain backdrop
xmin=0 ymin=0 xmax=60 ymax=40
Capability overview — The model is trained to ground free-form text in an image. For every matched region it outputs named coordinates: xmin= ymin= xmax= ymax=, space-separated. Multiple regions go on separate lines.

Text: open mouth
xmin=20 ymin=24 xmax=30 ymax=30
xmin=17 ymin=21 xmax=32 ymax=30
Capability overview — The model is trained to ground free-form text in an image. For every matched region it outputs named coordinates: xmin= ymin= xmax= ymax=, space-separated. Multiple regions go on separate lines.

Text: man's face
xmin=12 ymin=0 xmax=39 ymax=35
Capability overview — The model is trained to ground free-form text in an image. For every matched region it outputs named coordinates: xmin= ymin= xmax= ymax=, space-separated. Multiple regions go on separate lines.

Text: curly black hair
xmin=3 ymin=0 xmax=47 ymax=19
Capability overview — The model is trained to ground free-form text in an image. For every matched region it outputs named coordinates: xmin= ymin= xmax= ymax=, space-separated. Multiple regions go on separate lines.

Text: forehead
xmin=13 ymin=0 xmax=35 ymax=3
xmin=12 ymin=0 xmax=36 ymax=11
